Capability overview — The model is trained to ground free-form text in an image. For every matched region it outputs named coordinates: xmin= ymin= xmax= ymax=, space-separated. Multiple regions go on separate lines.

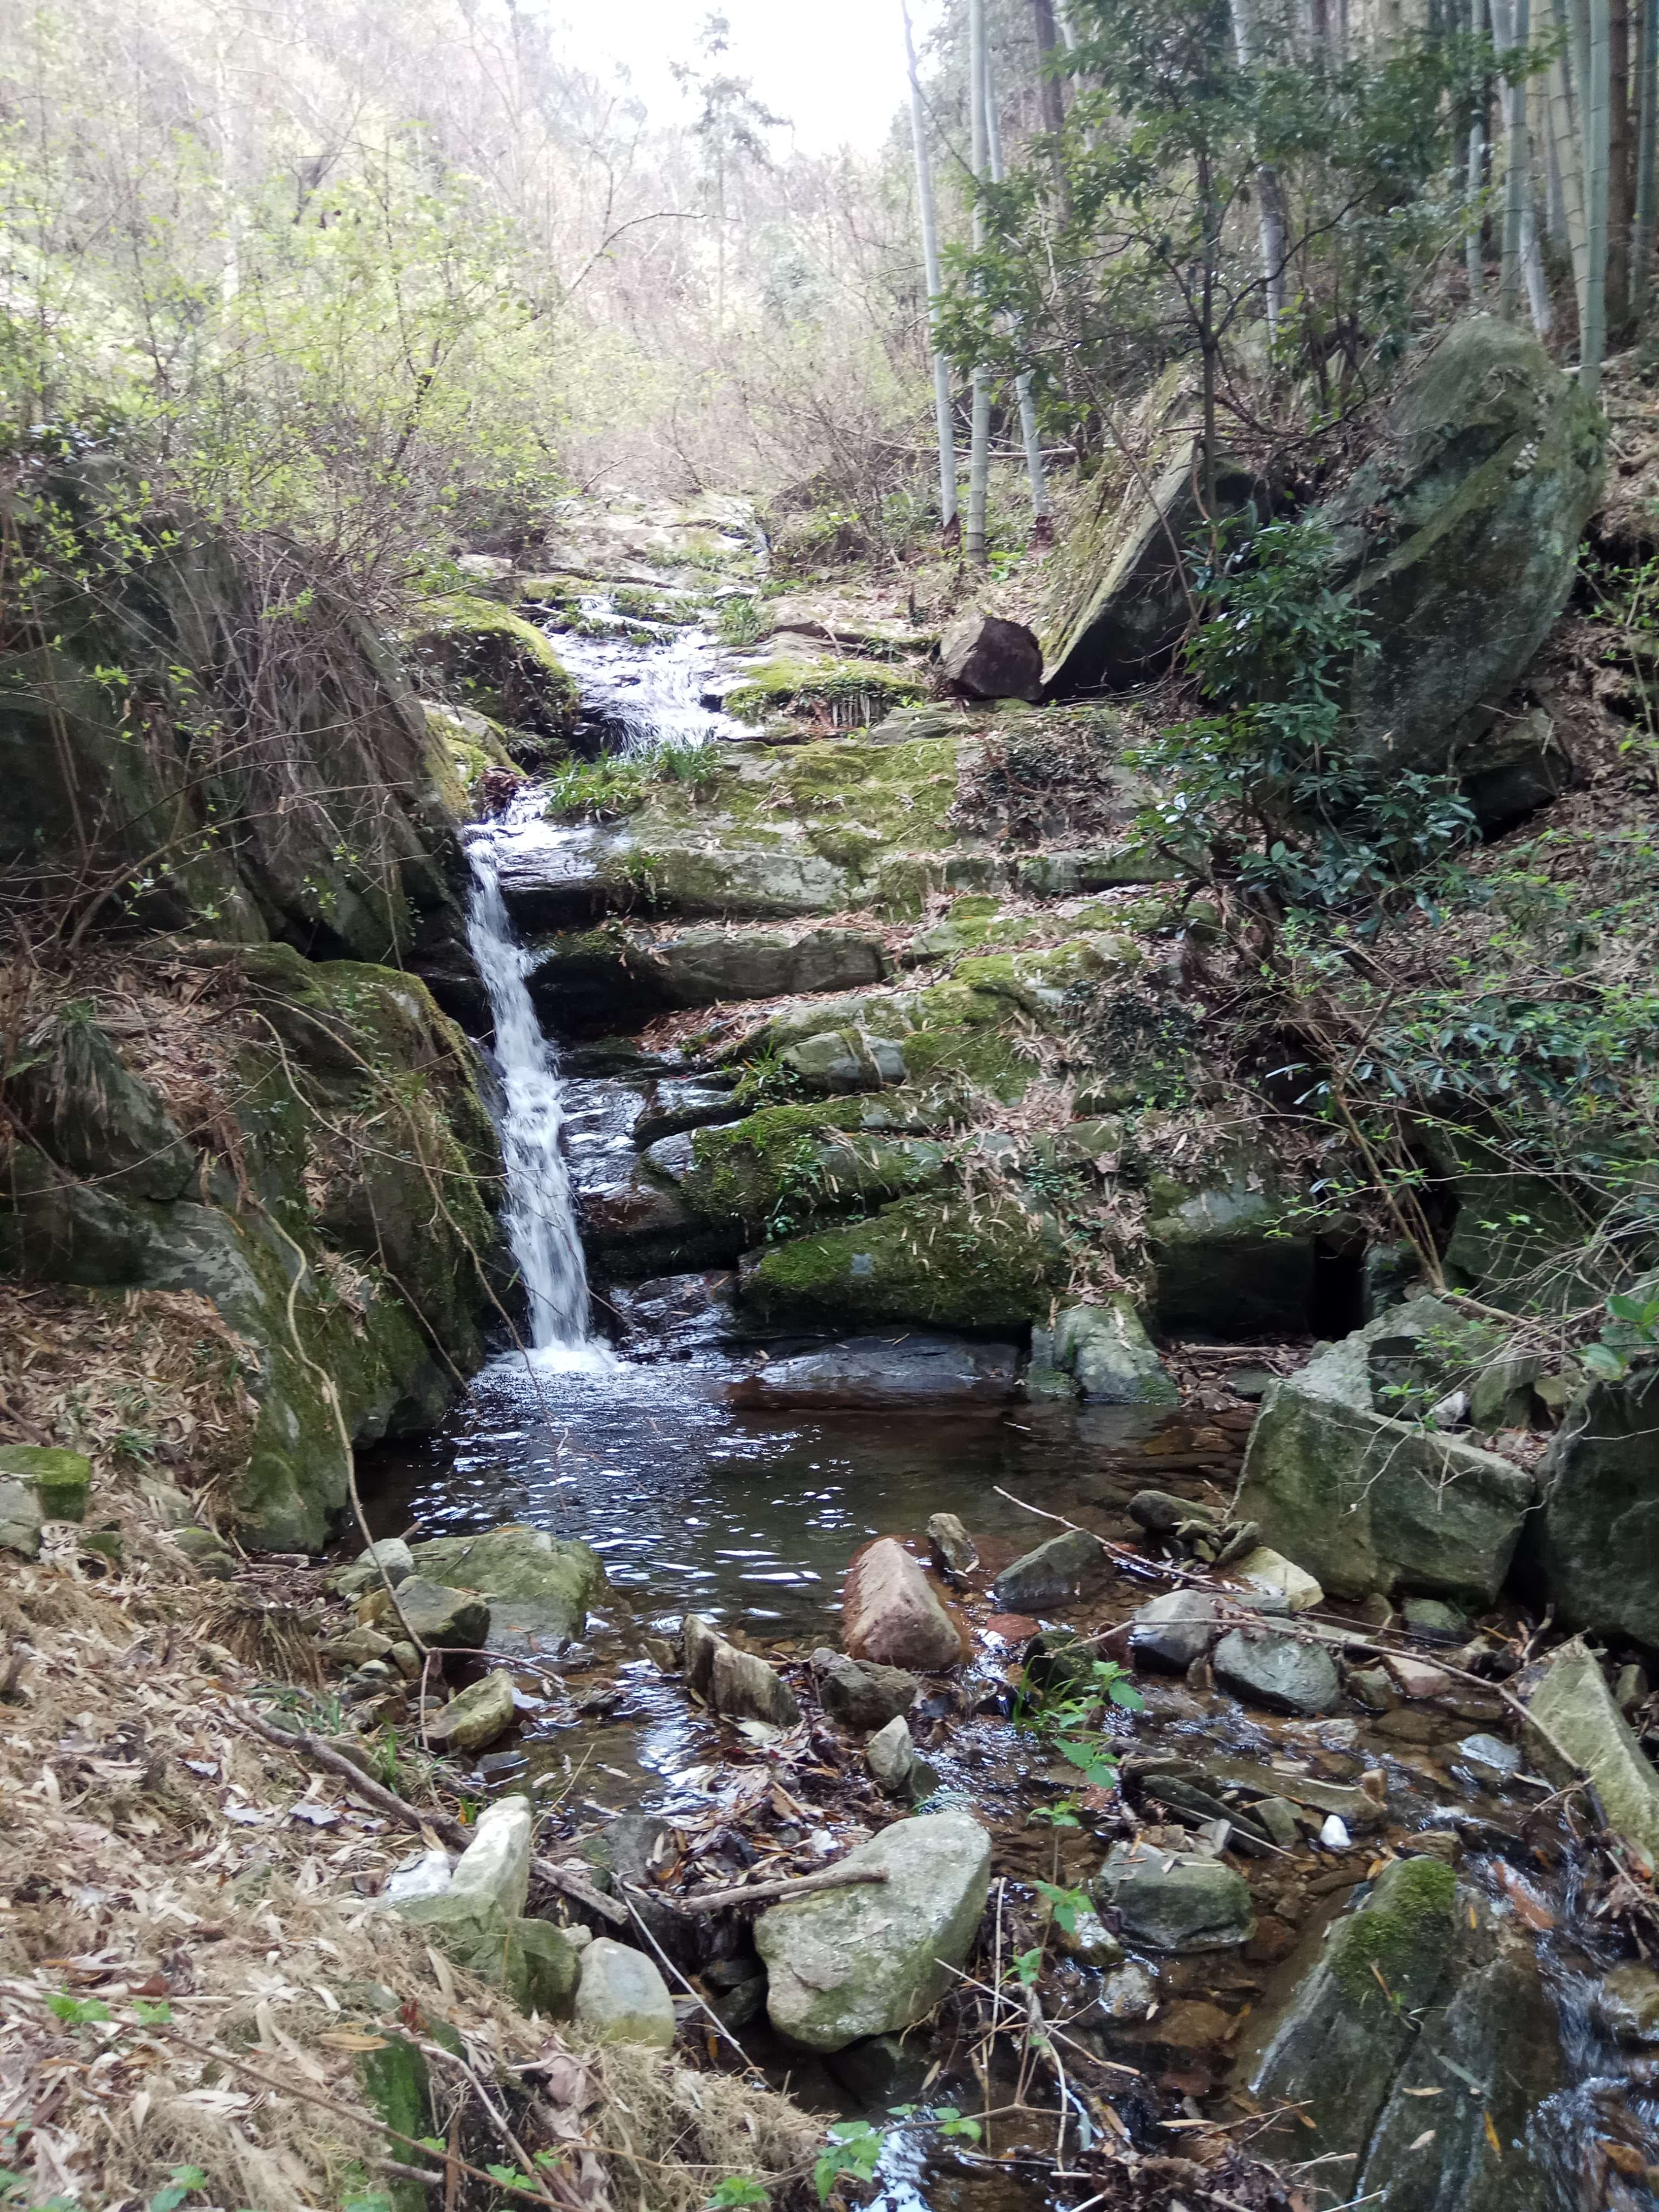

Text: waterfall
xmin=463 ymin=833 xmax=599 ymax=1361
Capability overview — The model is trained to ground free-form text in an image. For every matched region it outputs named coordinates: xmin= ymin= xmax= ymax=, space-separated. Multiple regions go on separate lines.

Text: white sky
xmin=562 ymin=0 xmax=945 ymax=157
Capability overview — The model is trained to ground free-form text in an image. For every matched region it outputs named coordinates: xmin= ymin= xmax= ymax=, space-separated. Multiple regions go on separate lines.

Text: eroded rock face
xmin=755 ymin=1812 xmax=991 ymax=2051
xmin=1031 ymin=1300 xmax=1178 ymax=1405
xmin=1317 ymin=316 xmax=1605 ymax=772
xmin=1235 ymin=1299 xmax=1535 ymax=1601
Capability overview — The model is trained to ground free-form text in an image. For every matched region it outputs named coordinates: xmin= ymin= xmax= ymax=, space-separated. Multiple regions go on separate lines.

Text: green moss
xmin=670 ymin=1100 xmax=948 ymax=1239
xmin=741 ymin=1190 xmax=1066 ymax=1331
xmin=1327 ymin=1858 xmax=1456 ymax=2009
xmin=724 ymin=657 xmax=926 ymax=727
xmin=404 ymin=593 xmax=577 ymax=738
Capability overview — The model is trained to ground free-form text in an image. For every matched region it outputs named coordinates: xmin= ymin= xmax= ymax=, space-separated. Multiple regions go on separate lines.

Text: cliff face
xmin=1 ymin=460 xmax=505 ymax=1548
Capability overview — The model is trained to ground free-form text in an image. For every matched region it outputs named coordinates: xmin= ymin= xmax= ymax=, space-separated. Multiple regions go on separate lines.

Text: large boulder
xmin=524 ymin=923 xmax=886 ymax=1031
xmin=1316 ymin=317 xmax=1605 ymax=772
xmin=403 ymin=594 xmax=577 ymax=749
xmin=754 ymin=1813 xmax=992 ymax=2051
xmin=1235 ymin=1299 xmax=1535 ymax=1601
xmin=1031 ymin=1300 xmax=1178 ymax=1405
xmin=842 ymin=1539 xmax=967 ymax=1670
xmin=1145 ymin=1154 xmax=1315 ymax=1336
xmin=1239 ymin=1858 xmax=1458 ymax=2160
xmin=938 ymin=613 xmax=1043 ymax=702
xmin=1527 ymin=1364 xmax=1659 ymax=1644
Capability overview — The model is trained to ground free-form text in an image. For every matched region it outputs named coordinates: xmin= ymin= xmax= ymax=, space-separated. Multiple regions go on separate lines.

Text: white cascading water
xmin=464 ymin=832 xmax=599 ymax=1361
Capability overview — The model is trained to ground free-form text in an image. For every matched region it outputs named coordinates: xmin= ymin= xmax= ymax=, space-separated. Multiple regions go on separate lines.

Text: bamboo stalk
xmin=902 ymin=1 xmax=959 ymax=536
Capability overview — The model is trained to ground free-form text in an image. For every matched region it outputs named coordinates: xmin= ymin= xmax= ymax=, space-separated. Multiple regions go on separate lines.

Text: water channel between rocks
xmin=361 ymin=593 xmax=1658 ymax=2209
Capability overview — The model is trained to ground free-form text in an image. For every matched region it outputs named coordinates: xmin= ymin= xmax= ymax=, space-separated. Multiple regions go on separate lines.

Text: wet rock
xmin=866 ymin=1715 xmax=932 ymax=1798
xmin=926 ymin=1512 xmax=979 ymax=1575
xmin=1128 ymin=1491 xmax=1219 ymax=1540
xmin=1031 ymin=1300 xmax=1178 ymax=1406
xmin=1385 ymin=1654 xmax=1456 ymax=1700
xmin=730 ymin=1334 xmax=1018 ymax=1409
xmin=1240 ymin=1857 xmax=1457 ymax=2163
xmin=1356 ymin=1935 xmax=1566 ymax=2211
xmin=683 ymin=1613 xmax=722 ymax=1697
xmin=1526 ymin=1637 xmax=1659 ymax=1863
xmin=1051 ymin=1910 xmax=1124 ymax=1967
xmin=526 ymin=923 xmax=887 ymax=1029
xmin=842 ymin=1539 xmax=966 ymax=1670
xmin=824 ymin=2032 xmax=933 ymax=2107
xmin=1225 ymin=1546 xmax=1323 ymax=1613
xmin=814 ymin=1652 xmax=919 ymax=1733
xmin=990 ymin=1528 xmax=1110 ymax=1613
xmin=330 ymin=1537 xmax=415 ymax=1599
xmin=1348 ymin=1667 xmax=1398 ymax=1712
xmin=1455 ymin=1734 xmax=1521 ymax=1784
xmin=608 ymin=1271 xmax=736 ymax=1354
xmin=1236 ymin=1299 xmax=1535 ymax=1602
xmin=427 ymin=1671 xmax=518 ymax=1754
xmin=387 ymin=1578 xmax=490 ymax=1651
xmin=938 ymin=611 xmax=1043 ymax=702
xmin=1094 ymin=1843 xmax=1253 ymax=1952
xmin=1213 ymin=1626 xmax=1340 ymax=1716
xmin=1597 ymin=1963 xmax=1659 ymax=2044
xmin=410 ymin=1526 xmax=604 ymax=1649
xmin=574 ymin=1938 xmax=676 ymax=2048
xmin=1196 ymin=1752 xmax=1385 ymax=1830
xmin=1099 ymin=1963 xmax=1157 ymax=2020
xmin=1128 ymin=1589 xmax=1287 ymax=1671
xmin=756 ymin=1812 xmax=992 ymax=2053
xmin=711 ymin=1642 xmax=801 ymax=1730
xmin=633 ymin=1077 xmax=745 ymax=1147
xmin=1529 ymin=1365 xmax=1659 ymax=1646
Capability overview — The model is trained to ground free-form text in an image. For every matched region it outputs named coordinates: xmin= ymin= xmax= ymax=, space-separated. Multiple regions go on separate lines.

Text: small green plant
xmin=46 ymin=1993 xmax=111 ymax=2027
xmin=149 ymin=2167 xmax=208 ymax=2212
xmin=1583 ymin=1286 xmax=1659 ymax=1379
xmin=714 ymin=596 xmax=766 ymax=647
xmin=1031 ymin=1878 xmax=1090 ymax=1934
xmin=706 ymin=2181 xmax=770 ymax=2210
xmin=813 ymin=2121 xmax=885 ymax=2203
xmin=1013 ymin=1653 xmax=1143 ymax=1792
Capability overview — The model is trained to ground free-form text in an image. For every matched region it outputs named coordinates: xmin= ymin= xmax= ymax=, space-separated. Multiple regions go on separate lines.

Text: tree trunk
xmin=983 ymin=41 xmax=1054 ymax=536
xmin=902 ymin=2 xmax=959 ymax=536
xmin=967 ymin=0 xmax=992 ymax=568
xmin=1610 ymin=0 xmax=1635 ymax=326
xmin=1633 ymin=0 xmax=1658 ymax=313
xmin=1229 ymin=0 xmax=1289 ymax=339
xmin=1549 ymin=0 xmax=1594 ymax=332
xmin=1585 ymin=0 xmax=1613 ymax=393
xmin=1494 ymin=0 xmax=1532 ymax=318
xmin=1031 ymin=0 xmax=1069 ymax=135
xmin=1468 ymin=0 xmax=1489 ymax=304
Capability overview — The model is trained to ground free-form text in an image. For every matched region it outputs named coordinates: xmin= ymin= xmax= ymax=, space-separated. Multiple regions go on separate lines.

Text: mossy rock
xmin=656 ymin=1098 xmax=949 ymax=1242
xmin=1144 ymin=1149 xmax=1314 ymax=1335
xmin=739 ymin=1191 xmax=1066 ymax=1332
xmin=422 ymin=699 xmax=517 ymax=809
xmin=0 ymin=1447 xmax=91 ymax=1521
xmin=410 ymin=1526 xmax=606 ymax=1643
xmin=404 ymin=593 xmax=578 ymax=746
xmin=724 ymin=657 xmax=927 ymax=728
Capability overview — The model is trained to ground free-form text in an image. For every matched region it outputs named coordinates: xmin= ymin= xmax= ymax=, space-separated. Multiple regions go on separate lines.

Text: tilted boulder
xmin=938 ymin=612 xmax=1043 ymax=702
xmin=842 ymin=1538 xmax=967 ymax=1670
xmin=1235 ymin=1299 xmax=1535 ymax=1601
xmin=1316 ymin=316 xmax=1604 ymax=773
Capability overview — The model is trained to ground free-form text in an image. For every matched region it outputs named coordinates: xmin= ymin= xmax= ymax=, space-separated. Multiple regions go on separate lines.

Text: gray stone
xmin=382 ymin=1847 xmax=454 ymax=1904
xmin=1128 ymin=1588 xmax=1288 ymax=1671
xmin=1235 ymin=1299 xmax=1536 ymax=1602
xmin=1240 ymin=1857 xmax=1458 ymax=2163
xmin=0 ymin=1482 xmax=45 ymax=1560
xmin=780 ymin=1027 xmax=908 ymax=1095
xmin=329 ymin=1537 xmax=415 ymax=1599
xmin=866 ymin=1715 xmax=923 ymax=1795
xmin=938 ymin=612 xmax=1043 ymax=702
xmin=410 ymin=1527 xmax=604 ymax=1645
xmin=1316 ymin=318 xmax=1605 ymax=775
xmin=1455 ymin=1734 xmax=1521 ymax=1783
xmin=1034 ymin=1300 xmax=1178 ymax=1406
xmin=1051 ymin=1909 xmax=1124 ymax=1967
xmin=755 ymin=1812 xmax=992 ymax=2052
xmin=1402 ymin=1597 xmax=1468 ymax=1642
xmin=448 ymin=1795 xmax=533 ymax=1919
xmin=684 ymin=1613 xmax=723 ymax=1697
xmin=1128 ymin=1491 xmax=1220 ymax=1540
xmin=1348 ymin=1667 xmax=1398 ymax=1713
xmin=1529 ymin=1365 xmax=1659 ymax=1647
xmin=990 ymin=1528 xmax=1110 ymax=1613
xmin=1213 ymin=1626 xmax=1340 ymax=1716
xmin=926 ymin=1512 xmax=979 ymax=1575
xmin=1094 ymin=1843 xmax=1254 ymax=1952
xmin=172 ymin=1525 xmax=239 ymax=1580
xmin=1526 ymin=1638 xmax=1659 ymax=1863
xmin=815 ymin=1652 xmax=919 ymax=1733
xmin=710 ymin=1642 xmax=801 ymax=1729
xmin=1253 ymin=1797 xmax=1303 ymax=1849
xmin=1099 ymin=1964 xmax=1157 ymax=2020
xmin=427 ymin=1670 xmax=518 ymax=1754
xmin=389 ymin=1578 xmax=490 ymax=1651
xmin=574 ymin=1939 xmax=677 ymax=2048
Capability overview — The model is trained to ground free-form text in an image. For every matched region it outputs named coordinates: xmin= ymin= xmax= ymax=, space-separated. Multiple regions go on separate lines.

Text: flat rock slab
xmin=843 ymin=1538 xmax=967 ymax=1670
xmin=1213 ymin=1625 xmax=1340 ymax=1716
xmin=990 ymin=1528 xmax=1110 ymax=1613
xmin=1095 ymin=1843 xmax=1253 ymax=1952
xmin=729 ymin=1334 xmax=1019 ymax=1409
xmin=1527 ymin=1638 xmax=1659 ymax=1865
xmin=756 ymin=1812 xmax=992 ymax=2051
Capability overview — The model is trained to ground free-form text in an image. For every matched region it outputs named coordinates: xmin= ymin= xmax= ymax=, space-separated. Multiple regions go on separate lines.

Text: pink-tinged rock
xmin=1386 ymin=1653 xmax=1456 ymax=1700
xmin=843 ymin=1539 xmax=968 ymax=1671
xmin=984 ymin=1613 xmax=1041 ymax=1643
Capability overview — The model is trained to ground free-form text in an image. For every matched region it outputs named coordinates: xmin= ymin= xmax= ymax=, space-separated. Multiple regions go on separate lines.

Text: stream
xmin=364 ymin=592 xmax=1659 ymax=2209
